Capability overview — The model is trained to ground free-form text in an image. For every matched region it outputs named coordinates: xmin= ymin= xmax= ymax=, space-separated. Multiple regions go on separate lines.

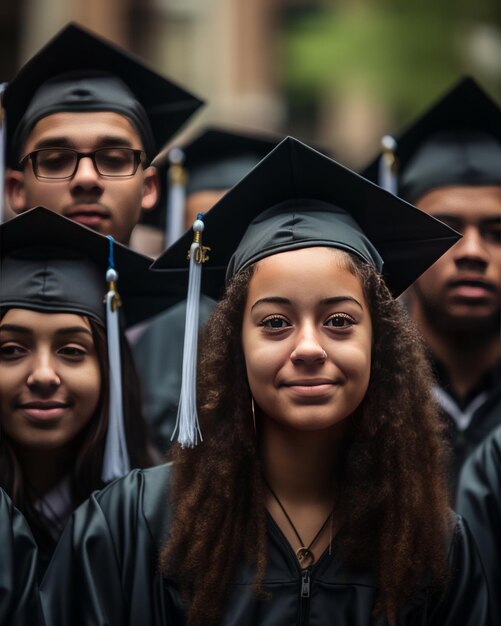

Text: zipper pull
xmin=301 ymin=569 xmax=310 ymax=598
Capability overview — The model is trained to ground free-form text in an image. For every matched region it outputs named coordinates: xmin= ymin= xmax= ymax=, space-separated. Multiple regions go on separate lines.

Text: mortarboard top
xmin=173 ymin=127 xmax=283 ymax=195
xmin=152 ymin=136 xmax=461 ymax=298
xmin=361 ymin=76 xmax=501 ymax=203
xmin=2 ymin=22 xmax=204 ymax=166
xmin=142 ymin=126 xmax=282 ymax=230
xmin=0 ymin=207 xmax=188 ymax=327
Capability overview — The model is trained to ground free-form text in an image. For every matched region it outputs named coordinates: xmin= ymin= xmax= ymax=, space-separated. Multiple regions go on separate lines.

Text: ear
xmin=140 ymin=166 xmax=160 ymax=213
xmin=5 ymin=168 xmax=28 ymax=213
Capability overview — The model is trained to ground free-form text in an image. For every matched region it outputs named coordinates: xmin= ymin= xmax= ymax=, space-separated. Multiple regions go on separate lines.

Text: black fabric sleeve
xmin=0 ymin=488 xmax=45 ymax=626
xmin=428 ymin=515 xmax=490 ymax=626
xmin=40 ymin=466 xmax=177 ymax=626
xmin=456 ymin=428 xmax=501 ymax=626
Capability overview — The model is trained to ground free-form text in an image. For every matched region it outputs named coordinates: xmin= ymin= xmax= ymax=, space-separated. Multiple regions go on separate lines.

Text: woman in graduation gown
xmin=41 ymin=139 xmax=488 ymax=626
xmin=0 ymin=487 xmax=44 ymax=625
xmin=456 ymin=425 xmax=501 ymax=625
xmin=0 ymin=207 xmax=174 ymax=577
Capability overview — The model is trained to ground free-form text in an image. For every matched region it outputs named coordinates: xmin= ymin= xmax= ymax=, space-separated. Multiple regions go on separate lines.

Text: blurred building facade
xmin=2 ymin=0 xmax=500 ymax=169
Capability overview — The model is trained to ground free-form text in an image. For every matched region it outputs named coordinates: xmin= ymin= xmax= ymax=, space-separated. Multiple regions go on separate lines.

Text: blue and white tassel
xmin=165 ymin=147 xmax=187 ymax=247
xmin=378 ymin=135 xmax=398 ymax=195
xmin=102 ymin=236 xmax=130 ymax=481
xmin=172 ymin=214 xmax=209 ymax=447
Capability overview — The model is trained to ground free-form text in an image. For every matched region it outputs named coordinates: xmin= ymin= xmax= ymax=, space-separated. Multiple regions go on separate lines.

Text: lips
xmin=65 ymin=205 xmax=110 ymax=227
xmin=283 ymin=379 xmax=339 ymax=398
xmin=447 ymin=278 xmax=497 ymax=300
xmin=19 ymin=401 xmax=70 ymax=421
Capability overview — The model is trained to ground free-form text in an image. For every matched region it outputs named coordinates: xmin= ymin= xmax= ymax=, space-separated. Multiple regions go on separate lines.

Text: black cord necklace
xmin=265 ymin=480 xmax=333 ymax=569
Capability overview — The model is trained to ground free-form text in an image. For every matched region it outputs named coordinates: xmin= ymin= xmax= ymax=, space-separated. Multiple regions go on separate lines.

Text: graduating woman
xmin=42 ymin=139 xmax=488 ymax=625
xmin=0 ymin=207 xmax=175 ymax=576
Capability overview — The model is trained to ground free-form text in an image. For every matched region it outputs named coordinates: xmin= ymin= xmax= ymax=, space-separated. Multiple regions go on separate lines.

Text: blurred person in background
xmin=363 ymin=77 xmax=501 ymax=489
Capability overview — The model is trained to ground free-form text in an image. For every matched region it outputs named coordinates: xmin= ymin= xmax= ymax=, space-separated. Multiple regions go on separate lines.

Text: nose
xmin=27 ymin=352 xmax=61 ymax=392
xmin=453 ymin=225 xmax=489 ymax=273
xmin=290 ymin=323 xmax=327 ymax=364
xmin=69 ymin=155 xmax=104 ymax=195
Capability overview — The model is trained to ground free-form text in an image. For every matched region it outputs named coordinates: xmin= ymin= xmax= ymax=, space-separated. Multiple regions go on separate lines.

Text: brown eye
xmin=325 ymin=314 xmax=354 ymax=328
xmin=0 ymin=344 xmax=27 ymax=359
xmin=261 ymin=316 xmax=290 ymax=329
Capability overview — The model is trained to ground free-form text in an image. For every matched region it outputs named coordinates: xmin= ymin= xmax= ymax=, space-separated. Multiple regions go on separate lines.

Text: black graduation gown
xmin=456 ymin=424 xmax=501 ymax=626
xmin=0 ymin=488 xmax=45 ymax=626
xmin=131 ymin=296 xmax=217 ymax=453
xmin=434 ymin=359 xmax=501 ymax=488
xmin=41 ymin=464 xmax=489 ymax=626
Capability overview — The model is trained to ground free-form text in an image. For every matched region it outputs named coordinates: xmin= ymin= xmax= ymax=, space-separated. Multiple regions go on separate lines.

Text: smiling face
xmin=0 ymin=309 xmax=101 ymax=452
xmin=6 ymin=111 xmax=159 ymax=244
xmin=242 ymin=247 xmax=372 ymax=433
xmin=411 ymin=185 xmax=501 ymax=333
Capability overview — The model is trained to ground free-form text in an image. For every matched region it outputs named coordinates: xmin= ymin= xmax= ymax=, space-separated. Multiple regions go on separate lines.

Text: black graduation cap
xmin=143 ymin=126 xmax=282 ymax=239
xmin=0 ymin=206 xmax=188 ymax=327
xmin=361 ymin=76 xmax=501 ymax=203
xmin=176 ymin=127 xmax=282 ymax=194
xmin=152 ymin=136 xmax=461 ymax=298
xmin=2 ymin=22 xmax=204 ymax=166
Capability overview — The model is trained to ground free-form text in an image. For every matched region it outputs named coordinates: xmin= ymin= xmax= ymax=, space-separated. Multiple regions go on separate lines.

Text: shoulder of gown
xmin=456 ymin=425 xmax=501 ymax=626
xmin=426 ymin=513 xmax=490 ymax=626
xmin=0 ymin=487 xmax=45 ymax=626
xmin=40 ymin=464 xmax=491 ymax=626
xmin=40 ymin=464 xmax=177 ymax=626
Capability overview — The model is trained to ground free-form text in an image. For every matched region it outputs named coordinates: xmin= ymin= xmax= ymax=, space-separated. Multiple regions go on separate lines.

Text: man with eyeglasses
xmin=3 ymin=23 xmax=203 ymax=245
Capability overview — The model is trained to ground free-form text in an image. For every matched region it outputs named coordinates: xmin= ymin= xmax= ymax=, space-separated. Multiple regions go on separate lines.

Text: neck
xmin=13 ymin=443 xmax=76 ymax=498
xmin=411 ymin=299 xmax=501 ymax=400
xmin=260 ymin=417 xmax=347 ymax=504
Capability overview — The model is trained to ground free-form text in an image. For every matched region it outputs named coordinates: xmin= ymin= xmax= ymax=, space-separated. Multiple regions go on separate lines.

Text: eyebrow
xmin=0 ymin=324 xmax=93 ymax=337
xmin=251 ymin=295 xmax=363 ymax=312
xmin=33 ymin=136 xmax=134 ymax=150
xmin=433 ymin=214 xmax=501 ymax=225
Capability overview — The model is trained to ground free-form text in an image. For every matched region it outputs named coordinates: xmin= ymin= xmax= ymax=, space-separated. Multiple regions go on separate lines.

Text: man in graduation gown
xmin=3 ymin=22 xmax=203 ymax=245
xmin=0 ymin=488 xmax=45 ymax=626
xmin=131 ymin=128 xmax=280 ymax=453
xmin=456 ymin=425 xmax=501 ymax=625
xmin=362 ymin=77 xmax=501 ymax=488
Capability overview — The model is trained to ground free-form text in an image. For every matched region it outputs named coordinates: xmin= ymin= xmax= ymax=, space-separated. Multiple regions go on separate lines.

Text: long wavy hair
xmin=160 ymin=251 xmax=452 ymax=626
xmin=0 ymin=315 xmax=154 ymax=552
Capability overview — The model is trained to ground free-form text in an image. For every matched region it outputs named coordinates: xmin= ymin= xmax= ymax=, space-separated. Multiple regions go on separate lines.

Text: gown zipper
xmin=299 ymin=568 xmax=311 ymax=626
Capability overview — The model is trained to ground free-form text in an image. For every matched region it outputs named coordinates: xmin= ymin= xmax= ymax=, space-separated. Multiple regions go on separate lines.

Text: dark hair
xmin=0 ymin=314 xmax=154 ymax=552
xmin=160 ymin=251 xmax=452 ymax=626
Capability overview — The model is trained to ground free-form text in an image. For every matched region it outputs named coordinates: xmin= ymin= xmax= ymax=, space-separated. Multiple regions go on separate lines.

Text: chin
xmin=276 ymin=411 xmax=352 ymax=433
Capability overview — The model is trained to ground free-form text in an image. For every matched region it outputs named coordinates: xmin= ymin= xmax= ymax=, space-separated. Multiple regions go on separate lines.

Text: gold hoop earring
xmin=251 ymin=397 xmax=257 ymax=435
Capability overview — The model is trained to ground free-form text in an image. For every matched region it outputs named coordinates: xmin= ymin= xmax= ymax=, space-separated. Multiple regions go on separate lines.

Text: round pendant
xmin=296 ymin=547 xmax=315 ymax=568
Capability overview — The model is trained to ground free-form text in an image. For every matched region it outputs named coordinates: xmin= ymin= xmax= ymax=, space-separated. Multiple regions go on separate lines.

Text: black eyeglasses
xmin=20 ymin=148 xmax=147 ymax=180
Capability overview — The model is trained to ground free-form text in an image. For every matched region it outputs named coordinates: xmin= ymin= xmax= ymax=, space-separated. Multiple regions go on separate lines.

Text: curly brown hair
xmin=160 ymin=251 xmax=452 ymax=626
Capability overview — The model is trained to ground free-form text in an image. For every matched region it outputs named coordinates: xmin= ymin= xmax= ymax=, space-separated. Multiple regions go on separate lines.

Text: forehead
xmin=23 ymin=112 xmax=144 ymax=151
xmin=248 ymin=247 xmax=366 ymax=302
xmin=1 ymin=308 xmax=92 ymax=331
xmin=415 ymin=185 xmax=501 ymax=221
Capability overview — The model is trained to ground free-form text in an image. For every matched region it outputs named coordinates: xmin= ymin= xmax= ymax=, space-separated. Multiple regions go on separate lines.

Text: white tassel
xmin=101 ymin=243 xmax=130 ymax=482
xmin=165 ymin=147 xmax=187 ymax=247
xmin=172 ymin=216 xmax=209 ymax=447
xmin=378 ymin=135 xmax=398 ymax=195
xmin=0 ymin=82 xmax=8 ymax=223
